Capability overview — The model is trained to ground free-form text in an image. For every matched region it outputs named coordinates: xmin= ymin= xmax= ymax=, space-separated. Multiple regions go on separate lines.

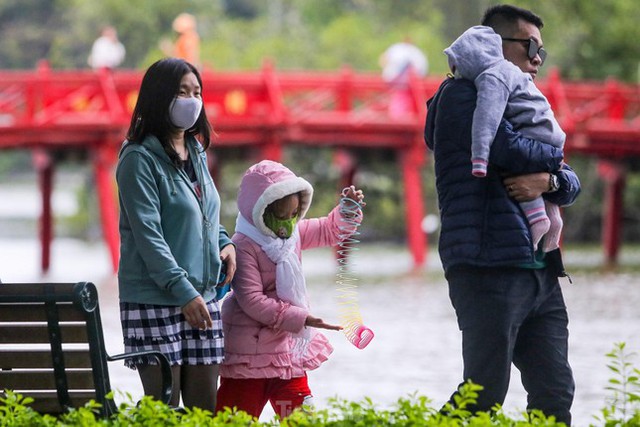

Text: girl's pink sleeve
xmin=298 ymin=205 xmax=362 ymax=250
xmin=232 ymin=238 xmax=307 ymax=333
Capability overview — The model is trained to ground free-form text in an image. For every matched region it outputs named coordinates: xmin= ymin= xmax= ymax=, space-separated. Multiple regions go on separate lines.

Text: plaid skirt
xmin=120 ymin=300 xmax=224 ymax=369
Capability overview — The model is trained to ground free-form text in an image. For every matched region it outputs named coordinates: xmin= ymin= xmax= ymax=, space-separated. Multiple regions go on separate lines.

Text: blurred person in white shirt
xmin=379 ymin=36 xmax=428 ymax=117
xmin=88 ymin=25 xmax=126 ymax=70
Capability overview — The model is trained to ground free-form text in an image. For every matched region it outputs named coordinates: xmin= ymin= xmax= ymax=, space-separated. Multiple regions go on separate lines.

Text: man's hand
xmin=503 ymin=172 xmax=551 ymax=202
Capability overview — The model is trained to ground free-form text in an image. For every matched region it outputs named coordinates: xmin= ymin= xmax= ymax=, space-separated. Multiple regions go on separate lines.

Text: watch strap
xmin=548 ymin=173 xmax=559 ymax=192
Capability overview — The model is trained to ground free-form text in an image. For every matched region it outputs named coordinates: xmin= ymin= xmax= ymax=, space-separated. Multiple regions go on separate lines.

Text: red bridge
xmin=1 ymin=61 xmax=639 ymax=273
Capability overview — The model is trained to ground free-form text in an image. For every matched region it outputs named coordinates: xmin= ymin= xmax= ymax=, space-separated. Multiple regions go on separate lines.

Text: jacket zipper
xmin=173 ymin=142 xmax=211 ymax=293
xmin=190 ymin=145 xmax=211 ymax=290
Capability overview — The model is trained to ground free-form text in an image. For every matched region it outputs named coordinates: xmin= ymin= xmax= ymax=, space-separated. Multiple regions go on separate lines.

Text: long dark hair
xmin=126 ymin=58 xmax=212 ymax=162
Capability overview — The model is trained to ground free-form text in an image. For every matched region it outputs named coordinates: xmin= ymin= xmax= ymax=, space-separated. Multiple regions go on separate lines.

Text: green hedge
xmin=1 ymin=343 xmax=638 ymax=426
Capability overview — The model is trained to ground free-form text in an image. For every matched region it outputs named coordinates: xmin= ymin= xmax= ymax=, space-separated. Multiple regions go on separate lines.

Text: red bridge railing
xmin=1 ymin=61 xmax=639 ymax=272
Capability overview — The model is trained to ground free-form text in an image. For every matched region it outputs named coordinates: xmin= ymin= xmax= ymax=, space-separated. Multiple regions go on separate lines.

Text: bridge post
xmin=598 ymin=160 xmax=626 ymax=268
xmin=400 ymin=140 xmax=427 ymax=268
xmin=259 ymin=134 xmax=282 ymax=162
xmin=33 ymin=150 xmax=53 ymax=273
xmin=93 ymin=144 xmax=119 ymax=273
xmin=259 ymin=60 xmax=285 ymax=162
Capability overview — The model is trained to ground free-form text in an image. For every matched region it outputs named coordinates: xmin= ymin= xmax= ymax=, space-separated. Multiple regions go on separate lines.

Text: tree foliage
xmin=510 ymin=0 xmax=640 ymax=82
xmin=1 ymin=0 xmax=638 ymax=82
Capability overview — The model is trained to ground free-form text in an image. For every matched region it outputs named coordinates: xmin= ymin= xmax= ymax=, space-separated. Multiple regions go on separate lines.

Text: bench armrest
xmin=107 ymin=350 xmax=173 ymax=405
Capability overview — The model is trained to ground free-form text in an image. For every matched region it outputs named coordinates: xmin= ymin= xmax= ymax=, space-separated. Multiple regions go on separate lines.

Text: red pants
xmin=216 ymin=374 xmax=312 ymax=419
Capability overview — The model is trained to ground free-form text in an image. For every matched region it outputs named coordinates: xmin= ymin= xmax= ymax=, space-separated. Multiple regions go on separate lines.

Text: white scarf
xmin=235 ymin=214 xmax=314 ymax=350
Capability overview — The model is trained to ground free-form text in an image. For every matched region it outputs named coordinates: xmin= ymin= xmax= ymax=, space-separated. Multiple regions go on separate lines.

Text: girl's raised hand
xmin=341 ymin=185 xmax=366 ymax=207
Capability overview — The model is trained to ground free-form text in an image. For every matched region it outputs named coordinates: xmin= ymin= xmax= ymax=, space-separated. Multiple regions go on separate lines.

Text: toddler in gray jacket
xmin=444 ymin=25 xmax=565 ymax=252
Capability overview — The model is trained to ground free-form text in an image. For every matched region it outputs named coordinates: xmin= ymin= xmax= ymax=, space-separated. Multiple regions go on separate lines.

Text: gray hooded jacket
xmin=444 ymin=25 xmax=565 ymax=176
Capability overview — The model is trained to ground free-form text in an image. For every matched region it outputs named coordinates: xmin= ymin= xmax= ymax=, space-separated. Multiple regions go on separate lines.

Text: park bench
xmin=0 ymin=281 xmax=172 ymax=416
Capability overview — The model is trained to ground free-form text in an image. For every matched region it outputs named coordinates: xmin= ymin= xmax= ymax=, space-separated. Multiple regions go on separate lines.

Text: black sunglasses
xmin=502 ymin=37 xmax=547 ymax=65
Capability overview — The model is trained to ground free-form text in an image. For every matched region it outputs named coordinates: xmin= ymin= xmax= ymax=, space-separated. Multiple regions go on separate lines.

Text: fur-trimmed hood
xmin=237 ymin=160 xmax=313 ymax=237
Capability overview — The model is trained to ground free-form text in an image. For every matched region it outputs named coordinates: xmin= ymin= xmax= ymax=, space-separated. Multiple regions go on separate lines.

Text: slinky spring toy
xmin=335 ymin=188 xmax=374 ymax=349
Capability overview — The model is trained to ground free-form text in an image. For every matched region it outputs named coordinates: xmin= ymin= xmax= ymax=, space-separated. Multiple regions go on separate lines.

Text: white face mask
xmin=169 ymin=97 xmax=203 ymax=129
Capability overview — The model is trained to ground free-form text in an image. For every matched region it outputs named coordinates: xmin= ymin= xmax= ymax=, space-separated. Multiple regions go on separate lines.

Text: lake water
xmin=1 ymin=237 xmax=639 ymax=426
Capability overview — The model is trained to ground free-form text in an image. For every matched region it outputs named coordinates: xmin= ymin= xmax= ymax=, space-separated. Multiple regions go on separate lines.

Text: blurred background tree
xmin=2 ymin=0 xmax=638 ymax=82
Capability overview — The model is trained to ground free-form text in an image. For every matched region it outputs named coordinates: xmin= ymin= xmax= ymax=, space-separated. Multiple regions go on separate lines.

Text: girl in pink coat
xmin=215 ymin=160 xmax=365 ymax=419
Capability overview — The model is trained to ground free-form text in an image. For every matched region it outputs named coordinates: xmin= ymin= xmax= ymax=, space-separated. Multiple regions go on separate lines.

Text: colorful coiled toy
xmin=335 ymin=189 xmax=374 ymax=349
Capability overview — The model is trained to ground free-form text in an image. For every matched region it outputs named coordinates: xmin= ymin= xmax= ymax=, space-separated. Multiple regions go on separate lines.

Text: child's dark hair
xmin=481 ymin=4 xmax=544 ymax=38
xmin=265 ymin=192 xmax=302 ymax=215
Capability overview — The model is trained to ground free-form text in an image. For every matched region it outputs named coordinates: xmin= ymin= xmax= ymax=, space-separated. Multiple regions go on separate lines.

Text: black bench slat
xmin=0 ymin=323 xmax=88 ymax=344
xmin=0 ymin=348 xmax=92 ymax=369
xmin=0 ymin=302 xmax=85 ymax=322
xmin=0 ymin=283 xmax=77 ymax=301
xmin=0 ymin=369 xmax=95 ymax=390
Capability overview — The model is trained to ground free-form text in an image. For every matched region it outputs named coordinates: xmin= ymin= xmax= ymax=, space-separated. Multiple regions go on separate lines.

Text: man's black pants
xmin=446 ymin=264 xmax=575 ymax=425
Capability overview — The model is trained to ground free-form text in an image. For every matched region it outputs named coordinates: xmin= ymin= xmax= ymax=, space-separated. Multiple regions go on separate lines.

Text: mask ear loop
xmin=335 ymin=188 xmax=374 ymax=350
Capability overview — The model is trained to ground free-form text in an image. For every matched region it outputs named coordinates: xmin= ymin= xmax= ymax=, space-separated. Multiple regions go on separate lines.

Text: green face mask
xmin=264 ymin=212 xmax=298 ymax=238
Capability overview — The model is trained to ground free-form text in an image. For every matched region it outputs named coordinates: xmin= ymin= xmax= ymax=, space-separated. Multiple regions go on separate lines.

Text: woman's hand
xmin=305 ymin=314 xmax=343 ymax=331
xmin=503 ymin=172 xmax=550 ymax=202
xmin=182 ymin=296 xmax=213 ymax=330
xmin=219 ymin=244 xmax=236 ymax=285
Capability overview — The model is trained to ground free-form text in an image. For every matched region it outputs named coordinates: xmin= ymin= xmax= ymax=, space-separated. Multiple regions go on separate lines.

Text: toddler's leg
xmin=471 ymin=158 xmax=488 ymax=177
xmin=542 ymin=201 xmax=563 ymax=252
xmin=520 ymin=198 xmax=550 ymax=251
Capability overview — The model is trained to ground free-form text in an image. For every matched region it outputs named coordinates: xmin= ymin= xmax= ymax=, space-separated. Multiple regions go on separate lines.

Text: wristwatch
xmin=548 ymin=173 xmax=560 ymax=193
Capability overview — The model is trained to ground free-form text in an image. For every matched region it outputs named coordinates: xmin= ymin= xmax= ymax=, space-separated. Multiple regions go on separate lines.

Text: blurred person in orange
xmin=161 ymin=13 xmax=201 ymax=69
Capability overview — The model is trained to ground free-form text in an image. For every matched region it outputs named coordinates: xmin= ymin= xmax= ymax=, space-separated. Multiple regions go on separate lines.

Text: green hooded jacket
xmin=116 ymin=134 xmax=232 ymax=307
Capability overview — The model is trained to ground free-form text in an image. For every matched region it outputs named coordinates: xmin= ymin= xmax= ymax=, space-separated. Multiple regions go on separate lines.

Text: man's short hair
xmin=481 ymin=4 xmax=544 ymax=37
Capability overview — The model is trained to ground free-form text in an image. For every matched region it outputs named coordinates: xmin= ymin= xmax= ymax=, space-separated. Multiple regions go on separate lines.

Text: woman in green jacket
xmin=116 ymin=58 xmax=235 ymax=411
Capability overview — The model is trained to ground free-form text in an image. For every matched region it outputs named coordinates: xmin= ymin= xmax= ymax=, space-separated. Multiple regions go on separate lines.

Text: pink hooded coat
xmin=220 ymin=160 xmax=357 ymax=379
